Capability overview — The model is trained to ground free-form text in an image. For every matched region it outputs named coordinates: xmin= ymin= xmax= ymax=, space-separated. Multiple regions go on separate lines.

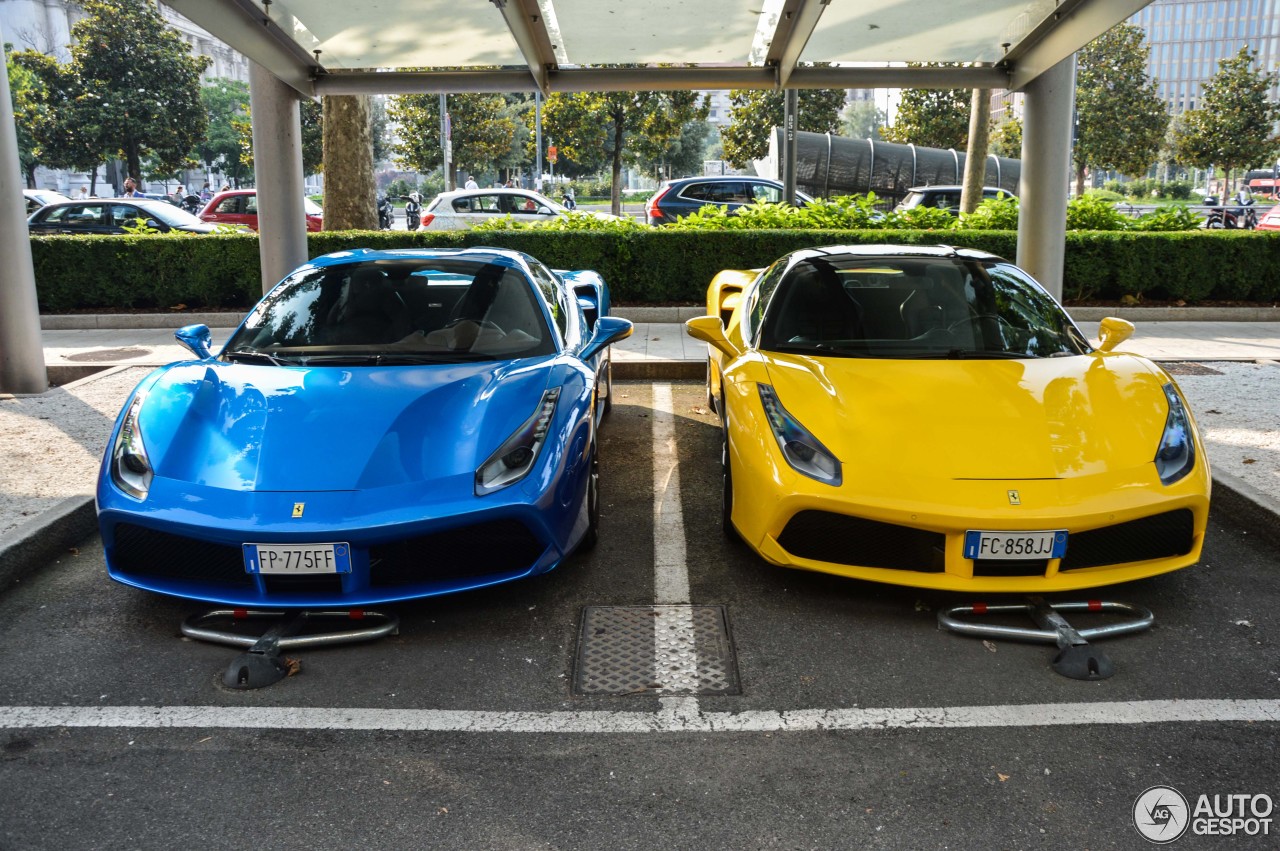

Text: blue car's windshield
xmin=224 ymin=258 xmax=556 ymax=365
xmin=760 ymin=256 xmax=1092 ymax=360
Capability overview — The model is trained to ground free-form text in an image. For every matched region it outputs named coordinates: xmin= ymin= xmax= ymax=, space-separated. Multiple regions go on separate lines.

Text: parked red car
xmin=198 ymin=189 xmax=324 ymax=232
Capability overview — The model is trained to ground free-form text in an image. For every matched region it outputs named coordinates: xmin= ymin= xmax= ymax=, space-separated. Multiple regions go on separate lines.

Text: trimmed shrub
xmin=29 ymin=228 xmax=1280 ymax=311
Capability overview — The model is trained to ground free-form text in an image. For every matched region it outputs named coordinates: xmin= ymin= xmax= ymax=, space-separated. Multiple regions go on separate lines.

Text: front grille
xmin=112 ymin=523 xmax=251 ymax=586
xmin=369 ymin=518 xmax=546 ymax=587
xmin=262 ymin=575 xmax=345 ymax=595
xmin=777 ymin=511 xmax=945 ymax=572
xmin=973 ymin=559 xmax=1048 ymax=577
xmin=1060 ymin=509 xmax=1195 ymax=571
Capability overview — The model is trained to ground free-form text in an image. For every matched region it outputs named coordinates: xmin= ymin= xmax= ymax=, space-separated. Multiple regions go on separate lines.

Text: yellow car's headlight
xmin=757 ymin=384 xmax=841 ymax=486
xmin=1155 ymin=383 xmax=1195 ymax=485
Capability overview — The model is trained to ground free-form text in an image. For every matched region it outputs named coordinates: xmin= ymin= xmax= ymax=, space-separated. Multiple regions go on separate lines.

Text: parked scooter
xmin=377 ymin=195 xmax=394 ymax=230
xmin=180 ymin=194 xmax=202 ymax=215
xmin=402 ymin=192 xmax=423 ymax=231
xmin=1203 ymin=189 xmax=1258 ymax=229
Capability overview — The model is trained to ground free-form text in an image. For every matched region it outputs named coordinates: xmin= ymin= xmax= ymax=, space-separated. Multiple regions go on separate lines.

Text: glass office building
xmin=1129 ymin=0 xmax=1280 ymax=113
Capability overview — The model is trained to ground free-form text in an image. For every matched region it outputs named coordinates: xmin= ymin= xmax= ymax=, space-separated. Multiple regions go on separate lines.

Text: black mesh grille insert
xmin=1060 ymin=509 xmax=1195 ymax=571
xmin=777 ymin=510 xmax=945 ymax=572
xmin=369 ymin=518 xmax=546 ymax=587
xmin=973 ymin=559 xmax=1048 ymax=577
xmin=112 ymin=523 xmax=251 ymax=586
xmin=262 ymin=575 xmax=344 ymax=595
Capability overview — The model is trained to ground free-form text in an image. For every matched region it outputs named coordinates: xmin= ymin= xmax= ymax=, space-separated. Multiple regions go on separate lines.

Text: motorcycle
xmin=402 ymin=192 xmax=423 ymax=231
xmin=1202 ymin=190 xmax=1258 ymax=229
xmin=377 ymin=195 xmax=393 ymax=230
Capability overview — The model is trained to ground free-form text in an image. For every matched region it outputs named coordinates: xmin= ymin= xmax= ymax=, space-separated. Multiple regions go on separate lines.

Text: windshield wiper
xmin=923 ymin=349 xmax=1032 ymax=360
xmin=770 ymin=343 xmax=870 ymax=358
xmin=301 ymin=352 xmax=499 ymax=366
xmin=224 ymin=349 xmax=291 ymax=366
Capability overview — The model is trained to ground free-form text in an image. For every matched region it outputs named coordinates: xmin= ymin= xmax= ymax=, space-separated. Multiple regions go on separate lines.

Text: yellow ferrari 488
xmin=686 ymin=245 xmax=1210 ymax=592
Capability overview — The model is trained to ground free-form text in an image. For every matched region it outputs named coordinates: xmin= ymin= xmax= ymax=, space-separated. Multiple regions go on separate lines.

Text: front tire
xmin=580 ymin=443 xmax=600 ymax=551
xmin=721 ymin=423 xmax=736 ymax=539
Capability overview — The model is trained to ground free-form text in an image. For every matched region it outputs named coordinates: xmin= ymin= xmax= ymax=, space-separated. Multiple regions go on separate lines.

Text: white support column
xmin=0 ymin=27 xmax=48 ymax=395
xmin=1016 ymin=56 xmax=1076 ymax=301
xmin=249 ymin=61 xmax=308 ymax=295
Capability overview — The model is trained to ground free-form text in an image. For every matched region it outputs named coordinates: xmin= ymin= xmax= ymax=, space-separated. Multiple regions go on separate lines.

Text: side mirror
xmin=579 ymin=316 xmax=633 ymax=363
xmin=175 ymin=323 xmax=213 ymax=359
xmin=1096 ymin=316 xmax=1135 ymax=353
xmin=685 ymin=315 xmax=741 ymax=359
xmin=538 ymin=206 xmax=555 ymax=215
xmin=144 ymin=218 xmax=164 ymax=231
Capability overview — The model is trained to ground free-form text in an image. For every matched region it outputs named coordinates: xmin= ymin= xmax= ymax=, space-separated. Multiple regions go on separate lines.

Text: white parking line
xmin=652 ymin=384 xmax=700 ymax=695
xmin=3 ymin=700 xmax=1277 ymax=733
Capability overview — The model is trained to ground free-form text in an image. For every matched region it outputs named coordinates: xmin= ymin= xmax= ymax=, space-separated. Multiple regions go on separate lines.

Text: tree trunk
xmin=1075 ymin=163 xmax=1087 ymax=198
xmin=88 ymin=165 xmax=98 ymax=196
xmin=960 ymin=89 xmax=991 ymax=215
xmin=125 ymin=141 xmax=141 ymax=188
xmin=24 ymin=166 xmax=35 ymax=189
xmin=610 ymin=118 xmax=625 ymax=216
xmin=322 ymin=95 xmax=377 ymax=230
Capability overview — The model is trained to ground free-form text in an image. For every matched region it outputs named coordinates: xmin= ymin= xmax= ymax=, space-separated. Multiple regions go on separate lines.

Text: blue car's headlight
xmin=476 ymin=388 xmax=561 ymax=495
xmin=757 ymin=384 xmax=841 ymax=486
xmin=111 ymin=392 xmax=153 ymax=500
xmin=1155 ymin=382 xmax=1196 ymax=485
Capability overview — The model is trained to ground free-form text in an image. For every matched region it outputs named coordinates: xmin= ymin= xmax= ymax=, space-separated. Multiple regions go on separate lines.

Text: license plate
xmin=243 ymin=543 xmax=352 ymax=575
xmin=964 ymin=530 xmax=1067 ymax=560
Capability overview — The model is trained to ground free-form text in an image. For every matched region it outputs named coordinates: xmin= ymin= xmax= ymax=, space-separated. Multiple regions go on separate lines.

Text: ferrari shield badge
xmin=292 ymin=502 xmax=305 ymax=518
xmin=1007 ymin=490 xmax=1021 ymax=505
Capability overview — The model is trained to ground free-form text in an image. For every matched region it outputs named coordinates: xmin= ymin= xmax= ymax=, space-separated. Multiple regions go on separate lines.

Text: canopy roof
xmin=167 ymin=0 xmax=1148 ymax=96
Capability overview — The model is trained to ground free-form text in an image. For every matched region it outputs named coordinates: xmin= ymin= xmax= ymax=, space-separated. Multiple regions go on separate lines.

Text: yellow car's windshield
xmin=759 ymin=256 xmax=1091 ymax=360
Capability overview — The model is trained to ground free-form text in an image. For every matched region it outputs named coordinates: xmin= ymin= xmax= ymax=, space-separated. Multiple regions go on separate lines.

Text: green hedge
xmin=28 ymin=228 xmax=1280 ymax=311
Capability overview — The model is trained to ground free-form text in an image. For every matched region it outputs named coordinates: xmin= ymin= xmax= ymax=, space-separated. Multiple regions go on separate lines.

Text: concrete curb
xmin=40 ymin=305 xmax=1280 ymax=331
xmin=1209 ymin=470 xmax=1280 ymax=552
xmin=0 ymin=495 xmax=96 ymax=594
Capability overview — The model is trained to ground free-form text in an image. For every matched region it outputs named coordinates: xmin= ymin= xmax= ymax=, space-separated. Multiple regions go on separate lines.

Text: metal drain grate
xmin=573 ymin=606 xmax=740 ymax=696
xmin=1161 ymin=362 xmax=1223 ymax=376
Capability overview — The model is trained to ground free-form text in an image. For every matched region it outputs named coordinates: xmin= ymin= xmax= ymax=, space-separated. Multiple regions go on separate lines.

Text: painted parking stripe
xmin=652 ymin=384 xmax=700 ymax=694
xmin=2 ymin=699 xmax=1277 ymax=733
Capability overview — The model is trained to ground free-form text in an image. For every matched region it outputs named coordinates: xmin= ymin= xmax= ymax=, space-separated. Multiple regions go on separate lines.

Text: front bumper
xmin=734 ymin=464 xmax=1211 ymax=593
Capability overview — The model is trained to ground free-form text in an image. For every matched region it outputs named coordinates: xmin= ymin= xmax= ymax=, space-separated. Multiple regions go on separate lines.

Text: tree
xmin=881 ymin=72 xmax=969 ymax=149
xmin=720 ymin=87 xmax=845 ymax=168
xmin=67 ymin=0 xmax=210 ymax=180
xmin=634 ymin=120 xmax=713 ymax=181
xmin=543 ymin=90 xmax=709 ymax=213
xmin=840 ymin=99 xmax=885 ymax=140
xmin=1074 ymin=23 xmax=1167 ymax=194
xmin=10 ymin=48 xmax=109 ymax=191
xmin=196 ymin=78 xmax=251 ymax=186
xmin=6 ymin=45 xmax=44 ymax=187
xmin=1173 ymin=46 xmax=1280 ymax=187
xmin=988 ymin=114 xmax=1022 ymax=159
xmin=388 ymin=92 xmax=515 ymax=186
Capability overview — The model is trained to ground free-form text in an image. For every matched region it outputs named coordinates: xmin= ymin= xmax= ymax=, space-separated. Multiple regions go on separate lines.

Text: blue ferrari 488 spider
xmin=96 ymin=247 xmax=632 ymax=606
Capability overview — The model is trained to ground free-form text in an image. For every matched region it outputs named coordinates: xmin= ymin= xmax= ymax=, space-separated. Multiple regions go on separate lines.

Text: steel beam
xmin=166 ymin=0 xmax=319 ymax=96
xmin=1005 ymin=0 xmax=1149 ymax=91
xmin=764 ymin=0 xmax=830 ymax=89
xmin=493 ymin=0 xmax=558 ymax=94
xmin=314 ymin=64 xmax=1008 ymax=96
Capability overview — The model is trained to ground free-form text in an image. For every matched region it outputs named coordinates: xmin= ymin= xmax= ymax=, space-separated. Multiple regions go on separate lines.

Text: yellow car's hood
xmin=762 ymin=352 xmax=1170 ymax=481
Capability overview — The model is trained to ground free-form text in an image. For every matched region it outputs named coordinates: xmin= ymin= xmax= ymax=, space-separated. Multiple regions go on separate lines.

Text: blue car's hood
xmin=137 ymin=359 xmax=553 ymax=492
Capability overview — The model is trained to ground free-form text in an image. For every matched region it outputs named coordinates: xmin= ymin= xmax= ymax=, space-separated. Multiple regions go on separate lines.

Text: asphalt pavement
xmin=1 ymin=380 xmax=1278 ymax=849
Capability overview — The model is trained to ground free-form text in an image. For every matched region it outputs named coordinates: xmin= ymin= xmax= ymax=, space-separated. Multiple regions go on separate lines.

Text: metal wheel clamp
xmin=181 ymin=609 xmax=400 ymax=690
xmin=937 ymin=597 xmax=1154 ymax=680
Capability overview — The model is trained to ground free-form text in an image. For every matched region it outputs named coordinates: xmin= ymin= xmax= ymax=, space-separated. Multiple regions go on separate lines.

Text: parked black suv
xmin=645 ymin=176 xmax=813 ymax=225
xmin=894 ymin=185 xmax=1015 ymax=215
